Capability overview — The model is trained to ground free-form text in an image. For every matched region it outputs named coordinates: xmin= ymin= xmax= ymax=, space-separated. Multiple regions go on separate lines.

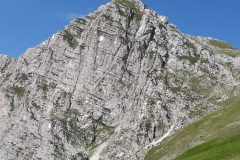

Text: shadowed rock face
xmin=0 ymin=0 xmax=239 ymax=159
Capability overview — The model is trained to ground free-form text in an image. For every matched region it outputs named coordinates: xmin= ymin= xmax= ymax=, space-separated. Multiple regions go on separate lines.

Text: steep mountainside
xmin=145 ymin=96 xmax=240 ymax=160
xmin=0 ymin=0 xmax=239 ymax=160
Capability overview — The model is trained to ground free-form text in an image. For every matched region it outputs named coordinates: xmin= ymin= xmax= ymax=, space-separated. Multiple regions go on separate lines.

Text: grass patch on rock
xmin=115 ymin=0 xmax=143 ymax=21
xmin=75 ymin=18 xmax=87 ymax=25
xmin=209 ymin=40 xmax=235 ymax=50
xmin=63 ymin=30 xmax=79 ymax=49
xmin=178 ymin=55 xmax=200 ymax=64
xmin=222 ymin=50 xmax=240 ymax=58
xmin=11 ymin=86 xmax=26 ymax=97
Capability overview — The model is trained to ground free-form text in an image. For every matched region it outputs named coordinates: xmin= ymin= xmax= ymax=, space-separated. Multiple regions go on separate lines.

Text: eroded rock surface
xmin=0 ymin=0 xmax=239 ymax=159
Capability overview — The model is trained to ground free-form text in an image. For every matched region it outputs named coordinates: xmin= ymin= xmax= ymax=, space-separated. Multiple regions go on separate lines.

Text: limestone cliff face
xmin=0 ymin=0 xmax=239 ymax=159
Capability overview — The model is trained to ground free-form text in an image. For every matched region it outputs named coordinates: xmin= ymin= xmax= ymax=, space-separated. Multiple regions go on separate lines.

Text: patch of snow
xmin=99 ymin=36 xmax=104 ymax=42
xmin=52 ymin=34 xmax=56 ymax=39
xmin=48 ymin=123 xmax=52 ymax=129
xmin=114 ymin=37 xmax=118 ymax=44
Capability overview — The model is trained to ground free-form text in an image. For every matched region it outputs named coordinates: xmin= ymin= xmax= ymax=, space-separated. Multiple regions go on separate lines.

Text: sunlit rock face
xmin=0 ymin=0 xmax=239 ymax=159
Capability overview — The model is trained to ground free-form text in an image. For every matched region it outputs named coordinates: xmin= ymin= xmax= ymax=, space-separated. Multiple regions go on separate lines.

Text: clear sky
xmin=0 ymin=0 xmax=239 ymax=58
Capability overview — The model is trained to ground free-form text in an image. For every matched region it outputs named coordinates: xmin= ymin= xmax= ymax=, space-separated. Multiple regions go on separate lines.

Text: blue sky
xmin=0 ymin=0 xmax=239 ymax=58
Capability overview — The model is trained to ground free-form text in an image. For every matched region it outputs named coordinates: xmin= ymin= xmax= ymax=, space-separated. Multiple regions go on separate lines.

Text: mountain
xmin=0 ymin=0 xmax=239 ymax=159
xmin=145 ymin=97 xmax=240 ymax=160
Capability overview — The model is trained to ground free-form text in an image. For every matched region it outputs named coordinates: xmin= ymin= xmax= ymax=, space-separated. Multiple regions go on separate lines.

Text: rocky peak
xmin=0 ymin=0 xmax=239 ymax=160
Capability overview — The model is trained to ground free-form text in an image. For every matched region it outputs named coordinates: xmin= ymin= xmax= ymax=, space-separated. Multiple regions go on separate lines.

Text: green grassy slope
xmin=145 ymin=97 xmax=240 ymax=160
xmin=209 ymin=40 xmax=236 ymax=50
xmin=209 ymin=40 xmax=240 ymax=58
xmin=175 ymin=134 xmax=240 ymax=160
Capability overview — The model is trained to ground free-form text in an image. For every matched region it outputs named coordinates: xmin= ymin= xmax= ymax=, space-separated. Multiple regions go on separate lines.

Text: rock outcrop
xmin=0 ymin=0 xmax=239 ymax=159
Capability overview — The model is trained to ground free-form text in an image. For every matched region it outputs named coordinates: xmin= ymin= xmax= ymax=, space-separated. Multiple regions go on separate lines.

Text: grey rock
xmin=0 ymin=0 xmax=239 ymax=160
